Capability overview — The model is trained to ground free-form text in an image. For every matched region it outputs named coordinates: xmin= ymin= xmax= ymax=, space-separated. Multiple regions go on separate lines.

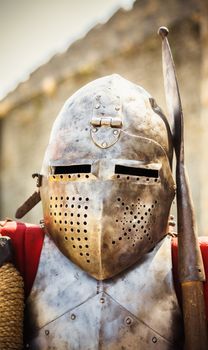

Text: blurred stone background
xmin=0 ymin=0 xmax=208 ymax=235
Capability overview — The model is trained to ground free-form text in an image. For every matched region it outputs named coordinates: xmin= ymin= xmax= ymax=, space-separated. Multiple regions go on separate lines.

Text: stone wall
xmin=0 ymin=0 xmax=207 ymax=235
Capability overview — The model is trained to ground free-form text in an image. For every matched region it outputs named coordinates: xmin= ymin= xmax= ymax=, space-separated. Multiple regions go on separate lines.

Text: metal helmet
xmin=38 ymin=74 xmax=175 ymax=280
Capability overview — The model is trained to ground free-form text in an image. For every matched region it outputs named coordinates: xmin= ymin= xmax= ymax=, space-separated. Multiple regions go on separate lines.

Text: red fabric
xmin=172 ymin=237 xmax=208 ymax=321
xmin=0 ymin=220 xmax=45 ymax=298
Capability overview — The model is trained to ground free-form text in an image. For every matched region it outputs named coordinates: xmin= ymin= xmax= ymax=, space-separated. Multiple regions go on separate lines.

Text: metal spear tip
xmin=158 ymin=26 xmax=169 ymax=39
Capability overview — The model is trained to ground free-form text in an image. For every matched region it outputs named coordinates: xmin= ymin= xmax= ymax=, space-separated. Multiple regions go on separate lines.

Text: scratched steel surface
xmin=26 ymin=235 xmax=183 ymax=349
xmin=40 ymin=74 xmax=175 ymax=279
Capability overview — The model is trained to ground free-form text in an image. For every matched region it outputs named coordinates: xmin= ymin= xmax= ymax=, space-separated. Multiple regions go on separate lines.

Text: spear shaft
xmin=159 ymin=26 xmax=208 ymax=350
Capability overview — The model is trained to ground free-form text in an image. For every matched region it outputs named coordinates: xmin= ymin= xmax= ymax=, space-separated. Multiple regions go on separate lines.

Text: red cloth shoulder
xmin=0 ymin=220 xmax=45 ymax=298
xmin=172 ymin=237 xmax=208 ymax=321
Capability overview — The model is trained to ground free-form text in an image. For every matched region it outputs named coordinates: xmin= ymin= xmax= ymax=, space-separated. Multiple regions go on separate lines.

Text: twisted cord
xmin=0 ymin=263 xmax=24 ymax=350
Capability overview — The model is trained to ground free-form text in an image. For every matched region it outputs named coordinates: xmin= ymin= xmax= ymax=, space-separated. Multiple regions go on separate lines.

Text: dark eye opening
xmin=115 ymin=165 xmax=159 ymax=178
xmin=54 ymin=165 xmax=91 ymax=174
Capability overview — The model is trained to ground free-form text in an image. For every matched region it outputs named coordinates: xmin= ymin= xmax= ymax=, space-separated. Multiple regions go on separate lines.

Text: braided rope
xmin=0 ymin=263 xmax=24 ymax=350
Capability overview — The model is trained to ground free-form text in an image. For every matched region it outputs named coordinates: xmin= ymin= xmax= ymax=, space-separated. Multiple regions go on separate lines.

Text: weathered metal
xmin=39 ymin=74 xmax=175 ymax=280
xmin=15 ymin=173 xmax=42 ymax=219
xmin=15 ymin=190 xmax=41 ymax=219
xmin=26 ymin=234 xmax=183 ymax=349
xmin=159 ymin=26 xmax=208 ymax=349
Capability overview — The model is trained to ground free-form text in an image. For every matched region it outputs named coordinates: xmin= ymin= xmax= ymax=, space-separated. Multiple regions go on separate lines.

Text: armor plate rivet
xmin=92 ymin=128 xmax=97 ymax=133
xmin=113 ymin=130 xmax=119 ymax=135
xmin=39 ymin=219 xmax=45 ymax=228
xmin=71 ymin=313 xmax=76 ymax=320
xmin=45 ymin=330 xmax=49 ymax=336
xmin=169 ymin=220 xmax=176 ymax=227
xmin=100 ymin=297 xmax=105 ymax=303
xmin=152 ymin=336 xmax=157 ymax=343
xmin=125 ymin=316 xmax=133 ymax=325
xmin=102 ymin=142 xmax=107 ymax=148
xmin=95 ymin=104 xmax=100 ymax=109
xmin=115 ymin=106 xmax=120 ymax=111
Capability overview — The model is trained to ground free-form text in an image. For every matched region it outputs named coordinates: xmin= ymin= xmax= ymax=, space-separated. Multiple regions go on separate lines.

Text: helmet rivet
xmin=45 ymin=330 xmax=50 ymax=336
xmin=102 ymin=142 xmax=107 ymax=148
xmin=71 ymin=313 xmax=76 ymax=320
xmin=152 ymin=336 xmax=157 ymax=343
xmin=125 ymin=316 xmax=133 ymax=325
xmin=115 ymin=106 xmax=120 ymax=111
xmin=92 ymin=128 xmax=97 ymax=133
xmin=100 ymin=297 xmax=105 ymax=303
xmin=113 ymin=130 xmax=119 ymax=135
xmin=95 ymin=104 xmax=100 ymax=109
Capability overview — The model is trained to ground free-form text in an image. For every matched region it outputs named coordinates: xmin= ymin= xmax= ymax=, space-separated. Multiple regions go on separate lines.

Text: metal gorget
xmin=26 ymin=234 xmax=183 ymax=350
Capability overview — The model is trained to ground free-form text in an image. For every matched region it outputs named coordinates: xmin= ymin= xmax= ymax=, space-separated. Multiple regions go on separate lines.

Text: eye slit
xmin=114 ymin=165 xmax=159 ymax=178
xmin=54 ymin=164 xmax=91 ymax=174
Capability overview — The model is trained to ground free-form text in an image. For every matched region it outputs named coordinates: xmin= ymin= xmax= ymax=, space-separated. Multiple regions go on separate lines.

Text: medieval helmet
xmin=38 ymin=74 xmax=175 ymax=280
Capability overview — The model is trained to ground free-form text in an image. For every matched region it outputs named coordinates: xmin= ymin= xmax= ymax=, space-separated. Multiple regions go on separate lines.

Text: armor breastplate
xmin=26 ymin=234 xmax=183 ymax=349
